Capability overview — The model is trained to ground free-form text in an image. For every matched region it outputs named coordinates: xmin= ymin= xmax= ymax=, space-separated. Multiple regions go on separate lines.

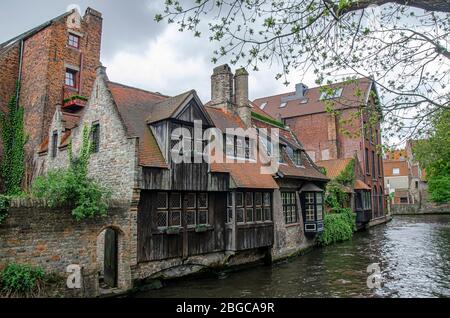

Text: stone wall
xmin=0 ymin=199 xmax=135 ymax=297
xmin=270 ymin=180 xmax=315 ymax=261
xmin=391 ymin=202 xmax=450 ymax=215
xmin=37 ymin=69 xmax=139 ymax=201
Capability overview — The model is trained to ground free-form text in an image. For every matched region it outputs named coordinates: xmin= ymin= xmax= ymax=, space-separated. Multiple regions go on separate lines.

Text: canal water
xmin=136 ymin=215 xmax=450 ymax=298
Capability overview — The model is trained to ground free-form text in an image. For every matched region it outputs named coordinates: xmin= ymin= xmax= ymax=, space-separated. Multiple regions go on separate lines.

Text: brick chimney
xmin=210 ymin=64 xmax=233 ymax=111
xmin=234 ymin=67 xmax=251 ymax=127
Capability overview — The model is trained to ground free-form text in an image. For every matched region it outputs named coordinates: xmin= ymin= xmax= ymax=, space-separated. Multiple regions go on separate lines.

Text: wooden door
xmin=104 ymin=228 xmax=118 ymax=288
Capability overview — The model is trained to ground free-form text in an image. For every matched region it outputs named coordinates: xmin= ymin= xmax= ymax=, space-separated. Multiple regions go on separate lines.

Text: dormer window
xmin=260 ymin=102 xmax=267 ymax=110
xmin=65 ymin=68 xmax=78 ymax=88
xmin=68 ymin=33 xmax=80 ymax=48
xmin=319 ymin=88 xmax=343 ymax=101
xmin=280 ymin=102 xmax=287 ymax=108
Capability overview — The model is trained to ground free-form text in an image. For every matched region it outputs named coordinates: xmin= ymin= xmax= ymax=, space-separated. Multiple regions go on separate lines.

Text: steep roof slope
xmin=253 ymin=78 xmax=373 ymax=119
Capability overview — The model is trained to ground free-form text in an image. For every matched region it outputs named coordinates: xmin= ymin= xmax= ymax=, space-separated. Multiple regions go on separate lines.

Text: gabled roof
xmin=316 ymin=158 xmax=354 ymax=179
xmin=146 ymin=90 xmax=193 ymax=124
xmin=0 ymin=10 xmax=73 ymax=55
xmin=106 ymin=81 xmax=169 ymax=168
xmin=253 ymin=78 xmax=373 ymax=119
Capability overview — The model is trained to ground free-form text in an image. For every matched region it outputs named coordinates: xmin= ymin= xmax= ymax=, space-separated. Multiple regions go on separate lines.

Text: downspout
xmin=15 ymin=39 xmax=24 ymax=107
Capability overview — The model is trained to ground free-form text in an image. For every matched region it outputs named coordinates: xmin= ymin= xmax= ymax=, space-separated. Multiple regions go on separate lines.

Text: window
xmin=278 ymin=145 xmax=285 ymax=163
xmin=293 ymin=150 xmax=302 ymax=166
xmin=415 ymin=181 xmax=419 ymax=189
xmin=65 ymin=69 xmax=77 ymax=88
xmin=155 ymin=192 xmax=209 ymax=229
xmin=365 ymin=148 xmax=370 ymax=174
xmin=316 ymin=193 xmax=324 ymax=221
xmin=319 ymin=88 xmax=343 ymax=100
xmin=372 ymin=151 xmax=376 ymax=179
xmin=282 ymin=192 xmax=298 ymax=224
xmin=304 ymin=192 xmax=315 ymax=221
xmin=260 ymin=102 xmax=267 ymax=110
xmin=51 ymin=131 xmax=58 ymax=158
xmin=230 ymin=192 xmax=271 ymax=224
xmin=280 ymin=102 xmax=287 ymax=108
xmin=400 ymin=197 xmax=408 ymax=204
xmin=91 ymin=123 xmax=100 ymax=153
xmin=392 ymin=168 xmax=400 ymax=175
xmin=68 ymin=33 xmax=80 ymax=48
xmin=378 ymin=154 xmax=382 ymax=177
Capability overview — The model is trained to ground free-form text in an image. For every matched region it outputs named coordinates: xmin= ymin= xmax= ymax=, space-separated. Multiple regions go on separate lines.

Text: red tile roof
xmin=253 ymin=78 xmax=373 ymax=119
xmin=107 ymin=81 xmax=169 ymax=168
xmin=316 ymin=158 xmax=353 ymax=179
xmin=354 ymin=179 xmax=371 ymax=190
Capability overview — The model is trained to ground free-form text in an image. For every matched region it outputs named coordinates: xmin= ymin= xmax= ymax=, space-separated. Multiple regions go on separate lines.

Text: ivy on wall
xmin=318 ymin=159 xmax=357 ymax=246
xmin=0 ymin=86 xmax=26 ymax=196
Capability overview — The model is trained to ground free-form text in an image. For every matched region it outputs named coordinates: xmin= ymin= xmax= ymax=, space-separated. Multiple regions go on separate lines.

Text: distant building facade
xmin=253 ymin=79 xmax=386 ymax=220
xmin=384 ymin=144 xmax=428 ymax=205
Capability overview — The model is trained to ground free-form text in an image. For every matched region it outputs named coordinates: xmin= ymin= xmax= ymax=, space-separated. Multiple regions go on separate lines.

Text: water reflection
xmin=135 ymin=215 xmax=450 ymax=298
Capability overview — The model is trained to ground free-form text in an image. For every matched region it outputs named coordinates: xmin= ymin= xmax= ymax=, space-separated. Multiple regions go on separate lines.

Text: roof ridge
xmin=253 ymin=77 xmax=372 ymax=102
xmin=107 ymin=81 xmax=170 ymax=98
xmin=0 ymin=10 xmax=74 ymax=50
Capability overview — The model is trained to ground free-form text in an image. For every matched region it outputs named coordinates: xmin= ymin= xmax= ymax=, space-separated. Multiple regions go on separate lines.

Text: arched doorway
xmin=97 ymin=227 xmax=119 ymax=289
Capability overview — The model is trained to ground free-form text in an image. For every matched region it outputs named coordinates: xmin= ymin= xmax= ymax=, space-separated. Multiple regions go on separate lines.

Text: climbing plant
xmin=319 ymin=159 xmax=357 ymax=246
xmin=0 ymin=86 xmax=26 ymax=196
xmin=32 ymin=125 xmax=110 ymax=221
xmin=0 ymin=194 xmax=9 ymax=224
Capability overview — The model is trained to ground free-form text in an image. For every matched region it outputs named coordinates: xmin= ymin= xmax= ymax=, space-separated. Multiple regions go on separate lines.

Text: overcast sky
xmin=0 ymin=0 xmax=314 ymax=102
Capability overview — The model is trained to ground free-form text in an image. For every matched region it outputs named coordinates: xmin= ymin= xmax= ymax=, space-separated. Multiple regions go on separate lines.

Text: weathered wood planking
xmin=137 ymin=191 xmax=227 ymax=262
xmin=236 ymin=224 xmax=274 ymax=251
xmin=140 ymin=167 xmax=229 ymax=191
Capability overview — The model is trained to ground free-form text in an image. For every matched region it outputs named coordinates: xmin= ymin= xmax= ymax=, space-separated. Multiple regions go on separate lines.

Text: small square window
xmin=156 ymin=211 xmax=168 ymax=228
xmin=236 ymin=208 xmax=244 ymax=223
xmin=198 ymin=210 xmax=208 ymax=225
xmin=169 ymin=211 xmax=181 ymax=227
xmin=68 ymin=33 xmax=80 ymax=48
xmin=246 ymin=208 xmax=254 ymax=223
xmin=170 ymin=193 xmax=182 ymax=209
xmin=185 ymin=210 xmax=196 ymax=227
xmin=236 ymin=192 xmax=244 ymax=207
xmin=184 ymin=193 xmax=196 ymax=209
xmin=156 ymin=193 xmax=168 ymax=209
xmin=65 ymin=69 xmax=77 ymax=88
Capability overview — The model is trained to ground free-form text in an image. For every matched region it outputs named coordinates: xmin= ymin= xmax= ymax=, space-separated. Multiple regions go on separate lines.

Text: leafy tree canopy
xmin=156 ymin=0 xmax=450 ymax=144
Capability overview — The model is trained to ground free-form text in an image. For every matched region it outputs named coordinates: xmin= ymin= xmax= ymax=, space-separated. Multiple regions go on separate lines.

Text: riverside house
xmin=33 ymin=63 xmax=327 ymax=295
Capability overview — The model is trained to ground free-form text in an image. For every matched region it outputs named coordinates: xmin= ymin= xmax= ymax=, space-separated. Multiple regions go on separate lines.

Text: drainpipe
xmin=15 ymin=39 xmax=24 ymax=107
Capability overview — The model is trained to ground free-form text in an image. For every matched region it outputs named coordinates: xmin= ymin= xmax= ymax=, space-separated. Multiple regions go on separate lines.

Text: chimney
xmin=295 ymin=83 xmax=308 ymax=98
xmin=234 ymin=67 xmax=251 ymax=127
xmin=210 ymin=64 xmax=233 ymax=111
xmin=281 ymin=82 xmax=309 ymax=103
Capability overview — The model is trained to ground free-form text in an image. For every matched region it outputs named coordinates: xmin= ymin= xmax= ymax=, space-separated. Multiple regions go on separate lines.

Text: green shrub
xmin=32 ymin=125 xmax=110 ymax=221
xmin=317 ymin=208 xmax=356 ymax=247
xmin=0 ymin=194 xmax=9 ymax=224
xmin=0 ymin=264 xmax=46 ymax=297
xmin=428 ymin=175 xmax=450 ymax=203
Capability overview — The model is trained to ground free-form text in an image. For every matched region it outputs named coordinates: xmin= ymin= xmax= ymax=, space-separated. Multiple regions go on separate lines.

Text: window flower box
xmin=194 ymin=224 xmax=209 ymax=233
xmin=166 ymin=226 xmax=181 ymax=235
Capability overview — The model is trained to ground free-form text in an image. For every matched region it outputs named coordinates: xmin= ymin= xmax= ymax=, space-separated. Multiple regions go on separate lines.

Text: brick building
xmin=0 ymin=7 xmax=102 ymax=185
xmin=253 ymin=79 xmax=386 ymax=220
xmin=384 ymin=145 xmax=428 ymax=205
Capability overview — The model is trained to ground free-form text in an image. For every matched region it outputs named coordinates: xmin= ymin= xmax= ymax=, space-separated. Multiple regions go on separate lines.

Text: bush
xmin=0 ymin=264 xmax=46 ymax=297
xmin=428 ymin=175 xmax=450 ymax=203
xmin=317 ymin=208 xmax=356 ymax=247
xmin=31 ymin=125 xmax=110 ymax=221
xmin=0 ymin=194 xmax=9 ymax=224
xmin=32 ymin=168 xmax=109 ymax=221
